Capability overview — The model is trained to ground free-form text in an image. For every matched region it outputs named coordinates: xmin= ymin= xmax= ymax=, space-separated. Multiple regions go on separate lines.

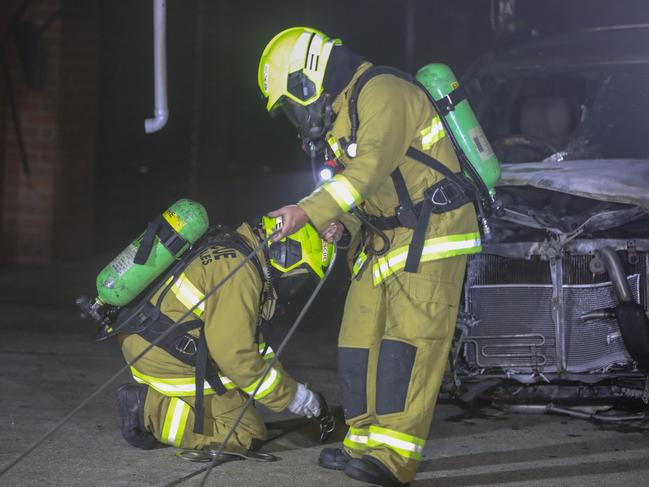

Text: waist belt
xmin=369 ymin=178 xmax=472 ymax=231
xmin=365 ymin=147 xmax=475 ymax=274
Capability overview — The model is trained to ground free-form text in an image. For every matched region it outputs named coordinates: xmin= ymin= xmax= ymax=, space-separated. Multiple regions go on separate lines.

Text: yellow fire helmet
xmin=261 ymin=216 xmax=334 ymax=280
xmin=258 ymin=27 xmax=342 ymax=113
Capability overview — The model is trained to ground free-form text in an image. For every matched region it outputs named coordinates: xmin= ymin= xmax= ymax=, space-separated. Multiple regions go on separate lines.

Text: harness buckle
xmin=395 ymin=206 xmax=419 ymax=228
xmin=175 ymin=335 xmax=198 ymax=356
xmin=425 ymin=180 xmax=470 ymax=214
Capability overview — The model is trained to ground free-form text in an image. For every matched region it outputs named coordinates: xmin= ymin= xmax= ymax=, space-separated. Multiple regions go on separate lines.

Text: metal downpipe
xmin=144 ymin=0 xmax=169 ymax=133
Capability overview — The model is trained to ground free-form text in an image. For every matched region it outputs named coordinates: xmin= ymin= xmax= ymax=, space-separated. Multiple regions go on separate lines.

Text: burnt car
xmin=447 ymin=25 xmax=649 ymax=418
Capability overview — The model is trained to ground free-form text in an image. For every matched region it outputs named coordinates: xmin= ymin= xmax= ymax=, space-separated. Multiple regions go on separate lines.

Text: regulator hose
xmin=351 ymin=207 xmax=390 ymax=256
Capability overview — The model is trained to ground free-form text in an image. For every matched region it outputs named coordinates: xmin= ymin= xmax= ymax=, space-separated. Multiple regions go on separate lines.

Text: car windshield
xmin=466 ymin=67 xmax=649 ymax=162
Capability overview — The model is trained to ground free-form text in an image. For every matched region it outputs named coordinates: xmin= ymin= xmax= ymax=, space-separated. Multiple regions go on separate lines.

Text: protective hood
xmin=322 ymin=45 xmax=363 ymax=101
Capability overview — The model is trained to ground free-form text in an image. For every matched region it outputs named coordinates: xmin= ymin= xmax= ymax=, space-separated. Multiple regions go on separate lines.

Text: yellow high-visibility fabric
xmin=143 ymin=386 xmax=267 ymax=450
xmin=343 ymin=426 xmax=370 ymax=453
xmin=119 ymin=223 xmax=298 ymax=448
xmin=371 ymin=232 xmax=481 ymax=285
xmin=160 ymin=397 xmax=191 ymax=447
xmin=298 ymin=62 xmax=479 ymax=284
xmin=337 ymin=249 xmax=467 ymax=482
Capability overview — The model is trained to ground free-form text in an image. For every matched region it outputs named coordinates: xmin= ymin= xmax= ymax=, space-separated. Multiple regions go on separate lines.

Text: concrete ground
xmin=2 ymin=257 xmax=649 ymax=487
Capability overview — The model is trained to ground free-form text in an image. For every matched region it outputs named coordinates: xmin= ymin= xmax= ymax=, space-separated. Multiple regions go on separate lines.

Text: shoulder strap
xmin=134 ymin=310 xmax=227 ymax=434
xmin=405 ymin=147 xmax=476 ymax=196
xmin=348 ymin=66 xmax=414 ymax=149
xmin=347 ymin=65 xmax=493 ymax=212
xmin=133 ymin=214 xmax=189 ymax=265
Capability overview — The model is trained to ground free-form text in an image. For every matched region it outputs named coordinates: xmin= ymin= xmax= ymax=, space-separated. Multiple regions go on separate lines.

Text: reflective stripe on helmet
xmin=168 ymin=273 xmax=205 ymax=317
xmin=321 ymin=175 xmax=362 ymax=212
xmin=161 ymin=397 xmax=190 ymax=447
xmin=343 ymin=426 xmax=369 ymax=452
xmin=420 ymin=115 xmax=445 ymax=150
xmin=372 ymin=232 xmax=481 ymax=285
xmin=242 ymin=367 xmax=282 ymax=400
xmin=289 ymin=31 xmax=314 ymax=72
xmin=258 ymin=27 xmax=342 ymax=111
xmin=367 ymin=426 xmax=425 ymax=461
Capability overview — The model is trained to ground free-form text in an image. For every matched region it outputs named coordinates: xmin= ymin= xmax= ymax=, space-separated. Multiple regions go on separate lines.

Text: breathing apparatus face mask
xmin=269 ymin=69 xmax=333 ymax=157
xmin=276 ymin=95 xmax=340 ymax=185
xmin=269 ymin=69 xmax=340 ymax=184
xmin=280 ymin=94 xmax=333 ymax=160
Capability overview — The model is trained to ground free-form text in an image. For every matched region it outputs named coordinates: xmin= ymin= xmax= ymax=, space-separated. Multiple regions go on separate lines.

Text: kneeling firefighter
xmin=259 ymin=27 xmax=499 ymax=486
xmin=79 ymin=200 xmax=334 ymax=453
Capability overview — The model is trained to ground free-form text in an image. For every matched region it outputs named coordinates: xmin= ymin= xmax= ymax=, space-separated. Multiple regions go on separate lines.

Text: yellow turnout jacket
xmin=119 ymin=223 xmax=297 ymax=412
xmin=298 ymin=63 xmax=481 ymax=285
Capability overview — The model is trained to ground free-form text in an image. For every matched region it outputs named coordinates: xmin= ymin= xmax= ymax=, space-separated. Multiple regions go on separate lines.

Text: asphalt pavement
xmin=2 ymin=256 xmax=649 ymax=486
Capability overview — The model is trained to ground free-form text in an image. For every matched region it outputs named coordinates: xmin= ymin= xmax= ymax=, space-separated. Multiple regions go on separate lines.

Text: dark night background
xmin=2 ymin=0 xmax=649 ymax=263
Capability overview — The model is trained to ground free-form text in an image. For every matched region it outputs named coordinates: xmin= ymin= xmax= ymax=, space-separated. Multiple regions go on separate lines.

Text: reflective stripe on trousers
xmin=343 ymin=426 xmax=369 ymax=451
xmin=161 ymin=397 xmax=191 ymax=447
xmin=372 ymin=232 xmax=481 ymax=285
xmin=367 ymin=425 xmax=425 ymax=461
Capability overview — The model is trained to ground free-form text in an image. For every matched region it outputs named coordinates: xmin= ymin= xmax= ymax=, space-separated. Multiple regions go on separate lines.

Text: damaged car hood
xmin=498 ymin=159 xmax=649 ymax=212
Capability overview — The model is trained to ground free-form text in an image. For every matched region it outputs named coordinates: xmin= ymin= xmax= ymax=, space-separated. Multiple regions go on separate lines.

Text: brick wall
xmin=0 ymin=0 xmax=97 ymax=264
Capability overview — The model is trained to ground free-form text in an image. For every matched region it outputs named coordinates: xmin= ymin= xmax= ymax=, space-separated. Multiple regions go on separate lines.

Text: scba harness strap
xmin=344 ymin=66 xmax=477 ymax=273
xmin=127 ymin=303 xmax=227 ymax=434
xmin=114 ymin=225 xmax=272 ymax=433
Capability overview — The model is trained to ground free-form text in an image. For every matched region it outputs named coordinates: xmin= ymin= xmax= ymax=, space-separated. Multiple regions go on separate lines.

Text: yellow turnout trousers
xmin=338 ymin=255 xmax=466 ymax=483
xmin=142 ymin=387 xmax=267 ymax=450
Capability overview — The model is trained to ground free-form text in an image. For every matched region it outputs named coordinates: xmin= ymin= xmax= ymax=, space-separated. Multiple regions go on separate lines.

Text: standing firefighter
xmin=116 ymin=216 xmax=331 ymax=452
xmin=258 ymin=27 xmax=483 ymax=486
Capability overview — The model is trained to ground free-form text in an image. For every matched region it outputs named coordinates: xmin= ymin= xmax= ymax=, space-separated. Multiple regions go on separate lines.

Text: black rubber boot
xmin=318 ymin=447 xmax=352 ymax=470
xmin=344 ymin=455 xmax=410 ymax=487
xmin=116 ymin=383 xmax=158 ymax=450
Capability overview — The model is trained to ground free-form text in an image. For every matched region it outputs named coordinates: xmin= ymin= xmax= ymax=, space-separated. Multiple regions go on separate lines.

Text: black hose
xmin=352 ymin=207 xmax=390 ymax=256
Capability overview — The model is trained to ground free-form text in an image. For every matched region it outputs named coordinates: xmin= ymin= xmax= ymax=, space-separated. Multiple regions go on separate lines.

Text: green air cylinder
xmin=95 ymin=199 xmax=209 ymax=307
xmin=415 ymin=63 xmax=501 ymax=193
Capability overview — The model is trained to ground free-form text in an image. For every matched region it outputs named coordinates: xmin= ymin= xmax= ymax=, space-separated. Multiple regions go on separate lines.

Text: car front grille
xmin=463 ymin=252 xmax=647 ymax=373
